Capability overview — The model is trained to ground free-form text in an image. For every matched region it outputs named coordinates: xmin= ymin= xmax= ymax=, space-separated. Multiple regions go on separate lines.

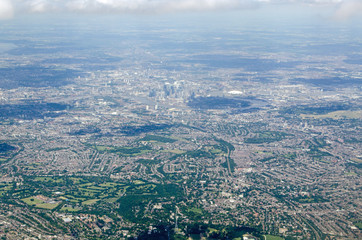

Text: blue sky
xmin=0 ymin=0 xmax=361 ymax=22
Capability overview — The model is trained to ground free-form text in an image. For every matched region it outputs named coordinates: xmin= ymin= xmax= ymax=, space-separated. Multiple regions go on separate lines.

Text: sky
xmin=0 ymin=0 xmax=361 ymax=22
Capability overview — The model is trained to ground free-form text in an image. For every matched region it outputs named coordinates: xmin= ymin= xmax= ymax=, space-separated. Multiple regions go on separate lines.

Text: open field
xmin=60 ymin=206 xmax=81 ymax=212
xmin=82 ymin=199 xmax=100 ymax=205
xmin=264 ymin=235 xmax=284 ymax=240
xmin=22 ymin=196 xmax=60 ymax=209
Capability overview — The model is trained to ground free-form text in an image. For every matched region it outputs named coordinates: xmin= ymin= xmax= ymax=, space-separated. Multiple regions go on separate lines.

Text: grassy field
xmin=22 ymin=196 xmax=59 ymax=209
xmin=188 ymin=207 xmax=203 ymax=215
xmin=354 ymin=222 xmax=362 ymax=230
xmin=100 ymin=182 xmax=119 ymax=187
xmin=95 ymin=145 xmax=112 ymax=151
xmin=79 ymin=183 xmax=93 ymax=187
xmin=34 ymin=177 xmax=64 ymax=183
xmin=70 ymin=177 xmax=86 ymax=184
xmin=22 ymin=197 xmax=44 ymax=205
xmin=133 ymin=180 xmax=145 ymax=185
xmin=0 ymin=183 xmax=12 ymax=192
xmin=36 ymin=203 xmax=60 ymax=209
xmin=88 ymin=186 xmax=106 ymax=191
xmin=79 ymin=187 xmax=102 ymax=193
xmin=208 ymin=228 xmax=219 ymax=234
xmin=105 ymin=197 xmax=119 ymax=203
xmin=163 ymin=149 xmax=186 ymax=154
xmin=82 ymin=199 xmax=100 ymax=205
xmin=345 ymin=171 xmax=357 ymax=176
xmin=264 ymin=235 xmax=284 ymax=240
xmin=60 ymin=206 xmax=81 ymax=212
xmin=245 ymin=131 xmax=288 ymax=144
xmin=140 ymin=135 xmax=177 ymax=143
xmin=95 ymin=145 xmax=152 ymax=156
xmin=63 ymin=195 xmax=87 ymax=203
xmin=45 ymin=147 xmax=67 ymax=152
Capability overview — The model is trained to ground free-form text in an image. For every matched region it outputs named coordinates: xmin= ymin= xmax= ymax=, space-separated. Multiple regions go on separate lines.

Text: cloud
xmin=0 ymin=0 xmax=13 ymax=19
xmin=0 ymin=0 xmax=361 ymax=19
xmin=23 ymin=0 xmax=259 ymax=14
xmin=334 ymin=0 xmax=362 ymax=20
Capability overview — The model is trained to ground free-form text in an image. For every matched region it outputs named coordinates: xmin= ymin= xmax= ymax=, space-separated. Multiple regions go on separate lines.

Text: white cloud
xmin=0 ymin=0 xmax=361 ymax=19
xmin=334 ymin=0 xmax=362 ymax=20
xmin=38 ymin=0 xmax=258 ymax=13
xmin=0 ymin=0 xmax=13 ymax=19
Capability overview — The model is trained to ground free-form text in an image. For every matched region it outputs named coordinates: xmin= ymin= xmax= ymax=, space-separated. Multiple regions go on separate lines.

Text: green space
xmin=300 ymin=110 xmax=362 ymax=119
xmin=88 ymin=186 xmax=106 ymax=191
xmin=82 ymin=199 xmax=100 ymax=205
xmin=22 ymin=196 xmax=44 ymax=205
xmin=245 ymin=131 xmax=289 ymax=144
xmin=79 ymin=182 xmax=93 ymax=187
xmin=281 ymin=103 xmax=351 ymax=115
xmin=344 ymin=137 xmax=362 ymax=144
xmin=69 ymin=177 xmax=86 ymax=184
xmin=303 ymin=138 xmax=332 ymax=160
xmin=118 ymin=123 xmax=174 ymax=136
xmin=221 ymin=157 xmax=237 ymax=173
xmin=282 ymin=153 xmax=297 ymax=160
xmin=264 ymin=235 xmax=284 ymax=240
xmin=60 ymin=206 xmax=82 ymax=212
xmin=294 ymin=196 xmax=326 ymax=204
xmin=214 ymin=137 xmax=235 ymax=152
xmin=188 ymin=207 xmax=203 ymax=215
xmin=45 ymin=147 xmax=67 ymax=152
xmin=22 ymin=196 xmax=60 ymax=209
xmin=14 ymin=175 xmax=186 ymax=225
xmin=354 ymin=222 xmax=362 ymax=230
xmin=189 ymin=234 xmax=201 ymax=240
xmin=0 ymin=183 xmax=12 ymax=196
xmin=136 ymin=158 xmax=161 ymax=165
xmin=36 ymin=203 xmax=60 ymax=209
xmin=140 ymin=135 xmax=177 ymax=143
xmin=172 ymin=146 xmax=224 ymax=160
xmin=117 ymin=183 xmax=184 ymax=222
xmin=133 ymin=180 xmax=145 ymax=185
xmin=0 ymin=142 xmax=16 ymax=153
xmin=0 ymin=142 xmax=17 ymax=159
xmin=163 ymin=149 xmax=186 ymax=154
xmin=208 ymin=227 xmax=219 ymax=234
xmin=128 ymin=183 xmax=157 ymax=195
xmin=94 ymin=145 xmax=110 ymax=151
xmin=182 ymin=149 xmax=214 ymax=159
xmin=260 ymin=156 xmax=276 ymax=162
xmin=79 ymin=187 xmax=101 ymax=193
xmin=63 ymin=195 xmax=86 ymax=203
xmin=182 ymin=224 xmax=261 ymax=240
xmin=0 ymin=184 xmax=12 ymax=190
xmin=105 ymin=197 xmax=119 ymax=203
xmin=3 ymin=171 xmax=269 ymax=239
xmin=350 ymin=157 xmax=362 ymax=163
xmin=94 ymin=145 xmax=152 ymax=156
xmin=23 ymin=163 xmax=42 ymax=170
xmin=168 ymin=138 xmax=235 ymax=161
xmin=34 ymin=176 xmax=64 ymax=183
xmin=210 ymin=148 xmax=222 ymax=154
xmin=100 ymin=182 xmax=119 ymax=187
xmin=344 ymin=171 xmax=357 ymax=176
